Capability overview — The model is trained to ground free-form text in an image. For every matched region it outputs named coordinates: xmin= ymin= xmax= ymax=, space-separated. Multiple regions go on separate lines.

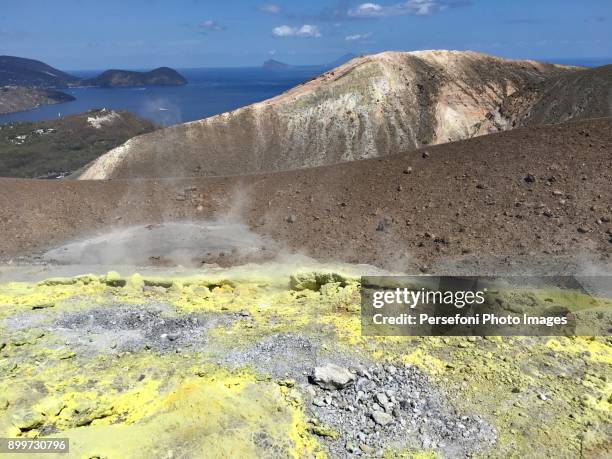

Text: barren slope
xmin=0 ymin=86 xmax=75 ymax=114
xmin=502 ymin=64 xmax=612 ymax=127
xmin=1 ymin=118 xmax=610 ymax=272
xmin=79 ymin=51 xmax=575 ymax=180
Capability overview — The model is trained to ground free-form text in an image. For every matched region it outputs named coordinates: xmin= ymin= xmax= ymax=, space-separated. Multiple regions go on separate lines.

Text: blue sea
xmin=0 ymin=67 xmax=325 ymax=126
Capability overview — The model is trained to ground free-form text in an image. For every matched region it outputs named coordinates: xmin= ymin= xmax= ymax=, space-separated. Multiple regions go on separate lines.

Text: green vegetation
xmin=0 ymin=109 xmax=157 ymax=178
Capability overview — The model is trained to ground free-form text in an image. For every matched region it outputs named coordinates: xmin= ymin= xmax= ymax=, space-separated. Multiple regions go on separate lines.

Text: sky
xmin=0 ymin=0 xmax=610 ymax=70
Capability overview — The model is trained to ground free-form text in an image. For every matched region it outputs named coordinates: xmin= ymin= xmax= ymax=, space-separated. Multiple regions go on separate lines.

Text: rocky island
xmin=80 ymin=67 xmax=188 ymax=88
xmin=0 ymin=56 xmax=188 ymax=113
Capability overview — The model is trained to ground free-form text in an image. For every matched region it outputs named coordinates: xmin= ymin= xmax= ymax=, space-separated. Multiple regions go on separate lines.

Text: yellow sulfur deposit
xmin=0 ymin=269 xmax=610 ymax=458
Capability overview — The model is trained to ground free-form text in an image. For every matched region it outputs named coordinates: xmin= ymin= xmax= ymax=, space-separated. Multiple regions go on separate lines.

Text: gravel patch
xmin=303 ymin=363 xmax=495 ymax=458
xmin=54 ymin=305 xmax=231 ymax=353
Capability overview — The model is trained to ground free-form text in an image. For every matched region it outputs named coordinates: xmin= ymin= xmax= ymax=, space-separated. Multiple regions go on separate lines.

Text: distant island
xmin=0 ymin=55 xmax=188 ymax=113
xmin=0 ymin=56 xmax=188 ymax=89
xmin=80 ymin=67 xmax=188 ymax=88
xmin=262 ymin=59 xmax=291 ymax=70
xmin=263 ymin=53 xmax=357 ymax=70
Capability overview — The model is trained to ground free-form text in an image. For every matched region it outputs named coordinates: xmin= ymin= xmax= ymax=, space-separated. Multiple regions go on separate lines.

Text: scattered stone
xmin=524 ymin=174 xmax=536 ymax=183
xmin=372 ymin=410 xmax=394 ymax=426
xmin=311 ymin=364 xmax=355 ymax=390
xmin=11 ymin=408 xmax=45 ymax=431
xmin=422 ymin=151 xmax=429 ymax=158
xmin=32 ymin=302 xmax=55 ymax=310
xmin=403 ymin=167 xmax=413 ymax=174
xmin=277 ymin=379 xmax=295 ymax=388
xmin=57 ymin=348 xmax=76 ymax=360
xmin=286 ymin=215 xmax=297 ymax=223
xmin=375 ymin=393 xmax=389 ymax=406
xmin=308 ymin=424 xmax=339 ymax=439
xmin=577 ymin=226 xmax=589 ymax=234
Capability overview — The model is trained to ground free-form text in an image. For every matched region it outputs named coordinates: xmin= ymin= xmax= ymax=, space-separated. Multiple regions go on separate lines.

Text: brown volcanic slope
xmin=79 ymin=50 xmax=576 ymax=180
xmin=502 ymin=64 xmax=612 ymax=127
xmin=1 ymin=118 xmax=610 ymax=271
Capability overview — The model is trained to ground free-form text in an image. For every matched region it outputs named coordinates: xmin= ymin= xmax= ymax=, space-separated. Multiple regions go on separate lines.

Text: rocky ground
xmin=502 ymin=65 xmax=612 ymax=128
xmin=0 ymin=118 xmax=610 ymax=273
xmin=0 ymin=268 xmax=609 ymax=458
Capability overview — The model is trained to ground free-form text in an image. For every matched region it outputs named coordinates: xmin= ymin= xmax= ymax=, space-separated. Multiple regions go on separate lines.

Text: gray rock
xmin=375 ymin=393 xmax=389 ymax=406
xmin=345 ymin=441 xmax=358 ymax=453
xmin=311 ymin=364 xmax=356 ymax=390
xmin=372 ymin=411 xmax=394 ymax=426
xmin=524 ymin=174 xmax=536 ymax=183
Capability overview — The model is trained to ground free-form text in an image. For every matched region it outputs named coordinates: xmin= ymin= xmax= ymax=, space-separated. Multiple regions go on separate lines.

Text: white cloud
xmin=272 ymin=25 xmax=296 ymax=37
xmin=272 ymin=24 xmax=322 ymax=38
xmin=258 ymin=3 xmax=282 ymax=14
xmin=345 ymin=32 xmax=373 ymax=42
xmin=349 ymin=3 xmax=384 ymax=18
xmin=297 ymin=24 xmax=322 ymax=37
xmin=348 ymin=1 xmax=453 ymax=18
xmin=199 ymin=20 xmax=225 ymax=31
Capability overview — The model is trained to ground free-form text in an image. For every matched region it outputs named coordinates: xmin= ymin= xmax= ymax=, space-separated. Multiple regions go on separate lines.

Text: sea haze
xmin=0 ymin=67 xmax=324 ymax=126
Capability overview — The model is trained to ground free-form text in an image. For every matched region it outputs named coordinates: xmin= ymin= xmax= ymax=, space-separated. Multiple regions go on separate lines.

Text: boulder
xmin=311 ymin=364 xmax=355 ymax=390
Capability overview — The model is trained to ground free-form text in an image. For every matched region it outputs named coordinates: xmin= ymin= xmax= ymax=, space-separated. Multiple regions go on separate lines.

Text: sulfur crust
xmin=0 ymin=270 xmax=610 ymax=458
